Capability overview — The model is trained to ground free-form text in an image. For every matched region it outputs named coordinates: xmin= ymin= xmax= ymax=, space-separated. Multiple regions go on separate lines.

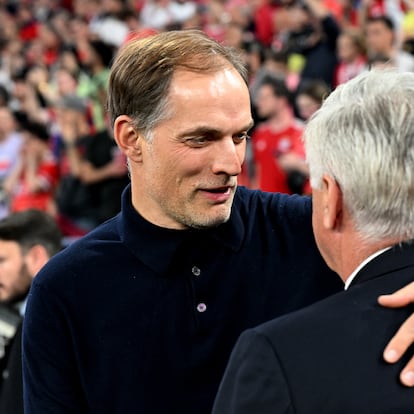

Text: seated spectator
xmin=76 ymin=39 xmax=114 ymax=133
xmin=280 ymin=0 xmax=340 ymax=88
xmin=0 ymin=209 xmax=62 ymax=414
xmin=334 ymin=28 xmax=367 ymax=87
xmin=253 ymin=0 xmax=281 ymax=47
xmin=10 ymin=67 xmax=49 ymax=125
xmin=54 ymin=94 xmax=129 ymax=237
xmin=3 ymin=119 xmax=59 ymax=217
xmin=250 ymin=49 xmax=300 ymax=102
xmin=401 ymin=0 xmax=414 ymax=55
xmin=140 ymin=0 xmax=197 ymax=31
xmin=88 ymin=0 xmax=130 ymax=47
xmin=295 ymin=79 xmax=331 ymax=121
xmin=358 ymin=0 xmax=406 ymax=30
xmin=293 ymin=80 xmax=330 ymax=195
xmin=0 ymin=107 xmax=23 ymax=219
xmin=323 ymin=0 xmax=359 ymax=29
xmin=365 ymin=15 xmax=414 ymax=72
xmin=251 ymin=75 xmax=307 ymax=194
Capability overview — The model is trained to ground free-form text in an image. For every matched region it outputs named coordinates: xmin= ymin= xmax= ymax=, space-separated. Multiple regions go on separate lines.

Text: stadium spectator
xmin=252 ymin=74 xmax=307 ymax=194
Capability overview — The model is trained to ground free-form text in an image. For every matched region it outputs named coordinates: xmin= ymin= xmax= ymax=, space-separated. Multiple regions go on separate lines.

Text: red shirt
xmin=11 ymin=152 xmax=59 ymax=214
xmin=252 ymin=122 xmax=304 ymax=194
xmin=254 ymin=3 xmax=279 ymax=46
xmin=334 ymin=55 xmax=367 ymax=87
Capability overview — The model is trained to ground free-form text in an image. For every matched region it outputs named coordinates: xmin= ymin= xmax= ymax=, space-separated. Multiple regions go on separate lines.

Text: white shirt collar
xmin=344 ymin=246 xmax=392 ymax=290
xmin=15 ymin=298 xmax=27 ymax=317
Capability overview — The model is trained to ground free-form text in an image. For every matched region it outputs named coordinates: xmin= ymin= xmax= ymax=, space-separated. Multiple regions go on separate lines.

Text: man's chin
xmin=186 ymin=210 xmax=232 ymax=230
xmin=2 ymin=290 xmax=29 ymax=306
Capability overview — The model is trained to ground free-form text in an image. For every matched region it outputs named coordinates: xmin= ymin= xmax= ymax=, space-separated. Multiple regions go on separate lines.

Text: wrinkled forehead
xmin=167 ymin=67 xmax=251 ymax=111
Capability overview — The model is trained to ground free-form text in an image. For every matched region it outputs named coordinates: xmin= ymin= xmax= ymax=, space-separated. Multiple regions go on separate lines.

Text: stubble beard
xmin=172 ymin=194 xmax=234 ymax=230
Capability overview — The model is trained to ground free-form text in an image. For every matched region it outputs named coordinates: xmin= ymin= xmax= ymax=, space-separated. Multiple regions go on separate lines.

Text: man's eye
xmin=234 ymin=133 xmax=250 ymax=143
xmin=186 ymin=137 xmax=208 ymax=146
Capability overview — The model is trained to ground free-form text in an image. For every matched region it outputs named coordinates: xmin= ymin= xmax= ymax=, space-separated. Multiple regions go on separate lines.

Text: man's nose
xmin=211 ymin=137 xmax=245 ymax=176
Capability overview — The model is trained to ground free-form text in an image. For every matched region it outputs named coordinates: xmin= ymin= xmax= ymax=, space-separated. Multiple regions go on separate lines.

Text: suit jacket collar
xmin=350 ymin=241 xmax=414 ymax=288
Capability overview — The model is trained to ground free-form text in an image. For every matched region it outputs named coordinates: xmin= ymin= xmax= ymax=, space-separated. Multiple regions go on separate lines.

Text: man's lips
xmin=202 ymin=186 xmax=232 ymax=193
xmin=198 ymin=186 xmax=234 ymax=202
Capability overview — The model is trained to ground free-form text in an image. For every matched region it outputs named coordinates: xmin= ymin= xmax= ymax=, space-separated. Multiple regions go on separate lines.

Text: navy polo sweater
xmin=23 ymin=185 xmax=342 ymax=414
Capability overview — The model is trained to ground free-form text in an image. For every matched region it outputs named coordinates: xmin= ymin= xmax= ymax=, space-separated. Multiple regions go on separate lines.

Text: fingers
xmin=379 ymin=283 xmax=414 ymax=386
xmin=383 ymin=313 xmax=414 ymax=386
xmin=378 ymin=281 xmax=414 ymax=308
xmin=400 ymin=357 xmax=414 ymax=387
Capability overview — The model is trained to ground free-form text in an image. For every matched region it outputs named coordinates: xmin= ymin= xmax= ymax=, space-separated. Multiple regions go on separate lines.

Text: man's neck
xmin=343 ymin=246 xmax=393 ymax=289
xmin=339 ymin=236 xmax=401 ymax=286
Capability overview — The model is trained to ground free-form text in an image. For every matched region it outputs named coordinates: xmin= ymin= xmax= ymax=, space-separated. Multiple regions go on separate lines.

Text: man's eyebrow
xmin=179 ymin=121 xmax=255 ymax=138
xmin=178 ymin=126 xmax=222 ymax=137
xmin=244 ymin=120 xmax=255 ymax=131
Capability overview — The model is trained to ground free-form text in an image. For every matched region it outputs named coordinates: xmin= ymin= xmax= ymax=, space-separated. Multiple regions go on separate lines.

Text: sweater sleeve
xmin=22 ymin=278 xmax=87 ymax=413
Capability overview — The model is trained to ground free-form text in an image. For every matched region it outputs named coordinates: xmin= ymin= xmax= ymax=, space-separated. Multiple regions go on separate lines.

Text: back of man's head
xmin=305 ymin=69 xmax=414 ymax=243
xmin=0 ymin=209 xmax=62 ymax=257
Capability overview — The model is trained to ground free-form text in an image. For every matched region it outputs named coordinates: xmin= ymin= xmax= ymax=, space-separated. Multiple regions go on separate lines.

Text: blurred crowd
xmin=0 ymin=0 xmax=413 ymax=240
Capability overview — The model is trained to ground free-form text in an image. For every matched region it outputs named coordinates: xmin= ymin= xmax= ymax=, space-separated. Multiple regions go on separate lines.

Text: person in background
xmin=358 ymin=0 xmax=406 ymax=31
xmin=54 ymin=93 xmax=129 ymax=238
xmin=250 ymin=48 xmax=300 ymax=104
xmin=22 ymin=30 xmax=414 ymax=414
xmin=280 ymin=0 xmax=340 ymax=89
xmin=0 ymin=209 xmax=62 ymax=414
xmin=76 ymin=39 xmax=114 ymax=132
xmin=213 ymin=68 xmax=414 ymax=414
xmin=365 ymin=15 xmax=414 ymax=72
xmin=0 ymin=107 xmax=23 ymax=219
xmin=9 ymin=67 xmax=50 ymax=126
xmin=401 ymin=0 xmax=414 ymax=55
xmin=295 ymin=79 xmax=331 ymax=122
xmin=140 ymin=0 xmax=197 ymax=31
xmin=4 ymin=119 xmax=59 ymax=217
xmin=53 ymin=93 xmax=96 ymax=235
xmin=88 ymin=0 xmax=130 ymax=48
xmin=290 ymin=79 xmax=331 ymax=194
xmin=251 ymin=74 xmax=307 ymax=194
xmin=334 ymin=27 xmax=367 ymax=87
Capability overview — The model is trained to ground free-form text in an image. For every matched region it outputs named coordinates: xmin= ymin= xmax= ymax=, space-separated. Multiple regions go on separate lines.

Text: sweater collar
xmin=116 ymin=185 xmax=245 ymax=275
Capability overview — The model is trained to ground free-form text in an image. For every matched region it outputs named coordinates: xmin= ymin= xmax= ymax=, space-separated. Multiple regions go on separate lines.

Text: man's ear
xmin=322 ymin=174 xmax=343 ymax=231
xmin=113 ymin=115 xmax=143 ymax=163
xmin=24 ymin=245 xmax=50 ymax=278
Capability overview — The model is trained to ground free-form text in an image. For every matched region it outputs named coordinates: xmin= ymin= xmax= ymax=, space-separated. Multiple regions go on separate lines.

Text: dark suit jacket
xmin=213 ymin=243 xmax=414 ymax=413
xmin=0 ymin=321 xmax=23 ymax=414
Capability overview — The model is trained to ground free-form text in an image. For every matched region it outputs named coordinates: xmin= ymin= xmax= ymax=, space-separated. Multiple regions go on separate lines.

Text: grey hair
xmin=107 ymin=29 xmax=248 ymax=142
xmin=305 ymin=69 xmax=414 ymax=243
